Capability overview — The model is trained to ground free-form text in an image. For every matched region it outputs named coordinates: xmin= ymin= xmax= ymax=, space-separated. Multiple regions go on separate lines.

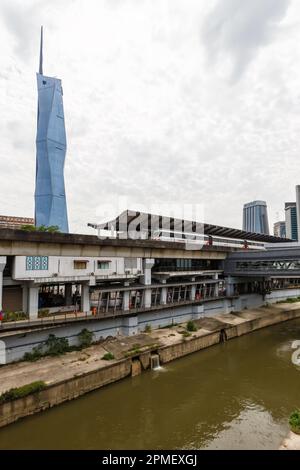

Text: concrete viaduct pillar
xmin=190 ymin=285 xmax=196 ymax=301
xmin=81 ymin=283 xmax=90 ymax=314
xmin=0 ymin=256 xmax=6 ymax=311
xmin=28 ymin=283 xmax=39 ymax=320
xmin=214 ymin=273 xmax=219 ymax=297
xmin=141 ymin=259 xmax=155 ymax=309
xmin=123 ymin=290 xmax=130 ymax=311
xmin=65 ymin=284 xmax=73 ymax=306
xmin=22 ymin=284 xmax=28 ymax=314
xmin=160 ymin=287 xmax=167 ymax=305
xmin=225 ymin=276 xmax=239 ymax=297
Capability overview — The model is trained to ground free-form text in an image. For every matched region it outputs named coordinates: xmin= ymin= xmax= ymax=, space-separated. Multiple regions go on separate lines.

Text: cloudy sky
xmin=1 ymin=0 xmax=300 ymax=234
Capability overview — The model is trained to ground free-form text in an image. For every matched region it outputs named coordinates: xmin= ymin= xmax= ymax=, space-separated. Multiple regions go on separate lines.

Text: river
xmin=1 ymin=318 xmax=300 ymax=449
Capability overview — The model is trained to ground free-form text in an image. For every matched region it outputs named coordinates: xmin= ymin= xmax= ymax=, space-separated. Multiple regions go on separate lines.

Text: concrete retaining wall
xmin=0 ymin=358 xmax=132 ymax=428
xmin=159 ymin=307 xmax=300 ymax=364
xmin=159 ymin=331 xmax=220 ymax=363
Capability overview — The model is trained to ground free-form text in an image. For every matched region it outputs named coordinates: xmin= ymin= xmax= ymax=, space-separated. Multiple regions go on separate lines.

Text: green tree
xmin=21 ymin=224 xmax=60 ymax=233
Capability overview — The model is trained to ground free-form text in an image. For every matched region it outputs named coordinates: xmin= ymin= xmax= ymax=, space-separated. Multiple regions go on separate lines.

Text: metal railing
xmin=0 ymin=291 xmax=227 ymax=331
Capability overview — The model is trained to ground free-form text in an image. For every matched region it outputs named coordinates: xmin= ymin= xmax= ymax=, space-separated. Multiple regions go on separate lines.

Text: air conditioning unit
xmin=52 ymin=273 xmax=58 ymax=277
xmin=90 ymin=272 xmax=95 ymax=276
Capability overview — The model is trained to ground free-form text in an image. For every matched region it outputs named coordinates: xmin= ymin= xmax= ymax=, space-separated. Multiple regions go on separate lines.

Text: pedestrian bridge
xmin=225 ymin=245 xmax=300 ymax=277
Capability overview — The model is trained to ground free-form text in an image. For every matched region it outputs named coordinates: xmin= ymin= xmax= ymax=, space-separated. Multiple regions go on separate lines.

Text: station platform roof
xmin=88 ymin=210 xmax=289 ymax=244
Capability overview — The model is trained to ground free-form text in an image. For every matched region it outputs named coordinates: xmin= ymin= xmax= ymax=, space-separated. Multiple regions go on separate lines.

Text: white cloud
xmin=0 ymin=0 xmax=300 ymax=234
xmin=202 ymin=0 xmax=291 ymax=81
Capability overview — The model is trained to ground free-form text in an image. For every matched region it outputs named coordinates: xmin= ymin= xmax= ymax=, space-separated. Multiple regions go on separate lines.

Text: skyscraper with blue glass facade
xmin=34 ymin=27 xmax=69 ymax=233
xmin=243 ymin=200 xmax=269 ymax=235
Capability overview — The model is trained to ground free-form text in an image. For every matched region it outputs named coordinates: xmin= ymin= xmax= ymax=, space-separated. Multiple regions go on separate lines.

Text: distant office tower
xmin=296 ymin=186 xmax=300 ymax=242
xmin=0 ymin=215 xmax=34 ymax=230
xmin=285 ymin=202 xmax=298 ymax=241
xmin=34 ymin=27 xmax=69 ymax=233
xmin=273 ymin=221 xmax=286 ymax=238
xmin=243 ymin=200 xmax=269 ymax=235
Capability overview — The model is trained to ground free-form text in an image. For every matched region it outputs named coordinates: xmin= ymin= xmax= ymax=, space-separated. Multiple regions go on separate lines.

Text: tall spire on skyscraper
xmin=39 ymin=26 xmax=43 ymax=75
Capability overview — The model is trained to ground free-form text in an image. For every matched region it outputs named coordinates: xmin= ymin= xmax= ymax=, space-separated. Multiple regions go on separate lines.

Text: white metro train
xmin=152 ymin=229 xmax=265 ymax=250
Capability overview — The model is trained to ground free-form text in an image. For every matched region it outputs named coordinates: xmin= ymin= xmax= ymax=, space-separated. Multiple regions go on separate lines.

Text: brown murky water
xmin=1 ymin=319 xmax=300 ymax=450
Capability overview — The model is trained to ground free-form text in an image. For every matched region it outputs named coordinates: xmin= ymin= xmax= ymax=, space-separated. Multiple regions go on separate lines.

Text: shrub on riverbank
xmin=289 ymin=409 xmax=300 ymax=434
xmin=78 ymin=328 xmax=93 ymax=347
xmin=277 ymin=297 xmax=300 ymax=304
xmin=23 ymin=330 xmax=94 ymax=361
xmin=0 ymin=381 xmax=46 ymax=404
xmin=186 ymin=321 xmax=197 ymax=332
xmin=102 ymin=352 xmax=115 ymax=360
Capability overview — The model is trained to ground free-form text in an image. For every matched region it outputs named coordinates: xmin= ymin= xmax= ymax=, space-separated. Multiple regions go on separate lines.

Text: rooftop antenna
xmin=39 ymin=26 xmax=43 ymax=75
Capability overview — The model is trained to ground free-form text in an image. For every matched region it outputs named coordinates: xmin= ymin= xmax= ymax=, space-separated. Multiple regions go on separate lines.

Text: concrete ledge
xmin=0 ymin=358 xmax=131 ymax=428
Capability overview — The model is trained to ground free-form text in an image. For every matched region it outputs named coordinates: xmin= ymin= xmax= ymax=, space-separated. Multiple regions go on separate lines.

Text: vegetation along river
xmin=1 ymin=318 xmax=300 ymax=449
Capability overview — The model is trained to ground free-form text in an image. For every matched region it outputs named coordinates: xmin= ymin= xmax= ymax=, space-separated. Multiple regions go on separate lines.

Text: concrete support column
xmin=81 ymin=284 xmax=90 ymax=313
xmin=28 ymin=284 xmax=39 ymax=320
xmin=122 ymin=315 xmax=138 ymax=336
xmin=144 ymin=289 xmax=152 ymax=309
xmin=22 ymin=284 xmax=28 ymax=314
xmin=190 ymin=284 xmax=196 ymax=301
xmin=0 ymin=257 xmax=6 ymax=311
xmin=160 ymin=287 xmax=167 ymax=305
xmin=192 ymin=304 xmax=204 ymax=320
xmin=123 ymin=290 xmax=130 ymax=311
xmin=141 ymin=258 xmax=155 ymax=285
xmin=65 ymin=284 xmax=73 ymax=306
xmin=225 ymin=276 xmax=236 ymax=297
xmin=141 ymin=258 xmax=155 ymax=309
xmin=214 ymin=273 xmax=219 ymax=297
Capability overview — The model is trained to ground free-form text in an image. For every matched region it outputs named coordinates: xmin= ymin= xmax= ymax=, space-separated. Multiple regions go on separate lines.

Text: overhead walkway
xmin=225 ymin=244 xmax=300 ymax=277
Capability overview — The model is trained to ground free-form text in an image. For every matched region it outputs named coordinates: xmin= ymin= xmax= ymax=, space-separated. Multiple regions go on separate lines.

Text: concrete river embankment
xmin=1 ymin=302 xmax=300 ymax=448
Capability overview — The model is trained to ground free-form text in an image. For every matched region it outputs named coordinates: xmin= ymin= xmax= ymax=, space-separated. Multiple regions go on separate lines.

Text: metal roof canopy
xmin=88 ymin=210 xmax=289 ymax=244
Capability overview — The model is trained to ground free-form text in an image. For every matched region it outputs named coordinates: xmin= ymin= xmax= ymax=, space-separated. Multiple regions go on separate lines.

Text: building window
xmin=97 ymin=261 xmax=110 ymax=270
xmin=26 ymin=256 xmax=48 ymax=271
xmin=74 ymin=260 xmax=88 ymax=270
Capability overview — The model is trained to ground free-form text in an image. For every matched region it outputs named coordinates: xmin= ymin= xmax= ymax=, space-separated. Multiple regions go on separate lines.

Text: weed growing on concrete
xmin=277 ymin=297 xmax=300 ymax=304
xmin=102 ymin=352 xmax=115 ymax=360
xmin=181 ymin=331 xmax=191 ymax=338
xmin=186 ymin=321 xmax=197 ymax=332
